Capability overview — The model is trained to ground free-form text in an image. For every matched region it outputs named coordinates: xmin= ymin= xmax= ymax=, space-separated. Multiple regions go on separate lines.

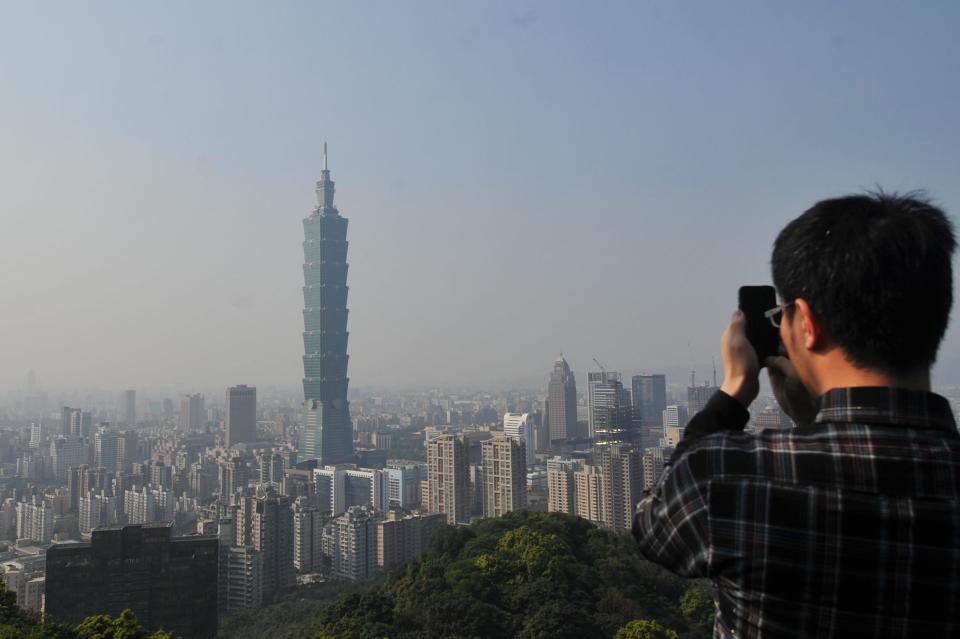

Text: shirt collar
xmin=815 ymin=387 xmax=958 ymax=432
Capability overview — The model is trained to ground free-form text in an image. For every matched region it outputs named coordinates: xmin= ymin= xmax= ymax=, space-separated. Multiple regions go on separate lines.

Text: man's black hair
xmin=771 ymin=190 xmax=956 ymax=374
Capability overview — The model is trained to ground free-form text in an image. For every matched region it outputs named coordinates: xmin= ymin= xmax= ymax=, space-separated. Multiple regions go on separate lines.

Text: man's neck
xmin=810 ymin=351 xmax=931 ymax=396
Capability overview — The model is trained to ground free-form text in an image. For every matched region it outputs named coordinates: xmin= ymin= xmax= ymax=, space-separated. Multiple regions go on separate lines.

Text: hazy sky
xmin=2 ymin=1 xmax=959 ymax=394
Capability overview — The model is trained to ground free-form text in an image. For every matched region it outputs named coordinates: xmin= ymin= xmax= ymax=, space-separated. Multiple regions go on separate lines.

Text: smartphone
xmin=738 ymin=285 xmax=781 ymax=366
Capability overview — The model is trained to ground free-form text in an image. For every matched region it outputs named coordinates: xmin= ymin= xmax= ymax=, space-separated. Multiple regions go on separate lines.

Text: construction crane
xmin=592 ymin=358 xmax=607 ymax=375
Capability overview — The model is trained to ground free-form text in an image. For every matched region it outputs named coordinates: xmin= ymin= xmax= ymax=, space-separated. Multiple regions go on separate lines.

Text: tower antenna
xmin=323 ymin=142 xmax=328 ymax=171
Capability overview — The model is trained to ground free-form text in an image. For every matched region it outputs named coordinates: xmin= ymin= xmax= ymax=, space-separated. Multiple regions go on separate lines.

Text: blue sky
xmin=1 ymin=1 xmax=958 ymax=392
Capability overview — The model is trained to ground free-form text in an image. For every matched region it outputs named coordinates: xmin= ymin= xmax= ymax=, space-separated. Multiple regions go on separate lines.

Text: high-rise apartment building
xmin=546 ymin=457 xmax=581 ymax=514
xmin=61 ymin=407 xmax=91 ymax=438
xmin=328 ymin=505 xmax=379 ymax=581
xmin=481 ymin=436 xmax=527 ymax=518
xmin=544 ymin=356 xmax=578 ymax=447
xmin=313 ymin=465 xmax=388 ymax=516
xmin=598 ymin=444 xmax=643 ymax=531
xmin=292 ymin=497 xmax=324 ymax=573
xmin=219 ymin=543 xmax=263 ymax=614
xmin=45 ymin=523 xmax=218 ymax=639
xmin=376 ymin=510 xmax=446 ymax=572
xmin=426 ymin=435 xmax=469 ymax=525
xmin=301 ymin=146 xmax=355 ymax=466
xmin=122 ymin=390 xmax=136 ymax=427
xmin=662 ymin=405 xmax=689 ymax=430
xmin=503 ymin=413 xmax=536 ymax=467
xmin=237 ymin=488 xmax=294 ymax=598
xmin=226 ymin=385 xmax=257 ymax=447
xmin=574 ymin=464 xmax=604 ymax=525
xmin=79 ymin=491 xmax=117 ymax=534
xmin=15 ymin=497 xmax=54 ymax=543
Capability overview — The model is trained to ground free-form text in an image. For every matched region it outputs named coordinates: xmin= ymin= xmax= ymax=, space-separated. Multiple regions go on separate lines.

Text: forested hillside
xmin=220 ymin=510 xmax=714 ymax=639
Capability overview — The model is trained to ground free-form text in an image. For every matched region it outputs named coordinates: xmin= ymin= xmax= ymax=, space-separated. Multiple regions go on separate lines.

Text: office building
xmin=546 ymin=457 xmax=581 ymax=514
xmin=94 ymin=426 xmax=120 ymax=472
xmin=226 ymin=385 xmax=257 ymax=447
xmin=28 ymin=422 xmax=44 ymax=450
xmin=588 ymin=371 xmax=633 ymax=445
xmin=426 ymin=435 xmax=469 ymax=525
xmin=642 ymin=448 xmax=666 ymax=491
xmin=219 ymin=456 xmax=248 ymax=499
xmin=383 ymin=462 xmax=426 ymax=509
xmin=632 ymin=374 xmax=667 ymax=426
xmin=292 ymin=497 xmax=324 ymax=573
xmin=51 ymin=436 xmax=87 ymax=482
xmin=662 ymin=405 xmax=689 ymax=430
xmin=688 ymin=381 xmax=719 ymax=416
xmin=61 ymin=407 xmax=92 ymax=438
xmin=45 ymin=523 xmax=218 ymax=638
xmin=503 ymin=412 xmax=536 ymax=467
xmin=481 ymin=436 xmax=527 ymax=518
xmin=179 ymin=394 xmax=205 ymax=432
xmin=376 ymin=510 xmax=446 ymax=571
xmin=544 ymin=355 xmax=578 ymax=447
xmin=122 ymin=390 xmax=136 ymax=427
xmin=300 ymin=146 xmax=355 ymax=466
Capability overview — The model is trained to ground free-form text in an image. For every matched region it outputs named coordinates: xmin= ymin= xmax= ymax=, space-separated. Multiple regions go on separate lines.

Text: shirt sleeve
xmin=632 ymin=449 xmax=712 ymax=578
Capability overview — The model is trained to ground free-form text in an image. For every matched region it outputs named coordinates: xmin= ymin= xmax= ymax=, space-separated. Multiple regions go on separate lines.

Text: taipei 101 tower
xmin=300 ymin=144 xmax=354 ymax=465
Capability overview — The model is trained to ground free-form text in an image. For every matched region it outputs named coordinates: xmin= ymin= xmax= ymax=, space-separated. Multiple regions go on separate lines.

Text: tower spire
xmin=323 ymin=142 xmax=328 ymax=171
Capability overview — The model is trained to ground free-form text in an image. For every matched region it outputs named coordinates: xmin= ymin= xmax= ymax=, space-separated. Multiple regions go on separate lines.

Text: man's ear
xmin=794 ymin=298 xmax=827 ymax=351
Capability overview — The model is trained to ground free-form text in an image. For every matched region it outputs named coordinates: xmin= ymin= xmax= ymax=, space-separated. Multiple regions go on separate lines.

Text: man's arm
xmin=632 ymin=451 xmax=712 ymax=578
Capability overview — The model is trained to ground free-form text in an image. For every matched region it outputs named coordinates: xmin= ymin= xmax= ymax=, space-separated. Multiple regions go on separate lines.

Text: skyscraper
xmin=179 ymin=394 xmax=205 ymax=432
xmin=301 ymin=145 xmax=355 ymax=466
xmin=226 ymin=385 xmax=257 ymax=447
xmin=544 ymin=356 xmax=578 ymax=447
xmin=631 ymin=374 xmax=667 ymax=426
xmin=588 ymin=371 xmax=632 ymax=445
xmin=122 ymin=390 xmax=136 ymax=427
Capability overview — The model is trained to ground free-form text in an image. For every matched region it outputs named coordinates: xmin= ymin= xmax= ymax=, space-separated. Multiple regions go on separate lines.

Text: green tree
xmin=74 ymin=609 xmax=179 ymax=639
xmin=680 ymin=582 xmax=715 ymax=638
xmin=614 ymin=619 xmax=679 ymax=639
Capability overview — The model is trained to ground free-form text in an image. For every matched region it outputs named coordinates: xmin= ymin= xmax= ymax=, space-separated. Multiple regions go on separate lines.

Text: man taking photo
xmin=633 ymin=192 xmax=959 ymax=638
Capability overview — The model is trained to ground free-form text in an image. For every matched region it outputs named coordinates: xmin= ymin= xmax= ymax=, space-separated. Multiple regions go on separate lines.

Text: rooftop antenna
xmin=323 ymin=142 xmax=328 ymax=171
xmin=712 ymin=358 xmax=718 ymax=387
xmin=690 ymin=370 xmax=696 ymax=388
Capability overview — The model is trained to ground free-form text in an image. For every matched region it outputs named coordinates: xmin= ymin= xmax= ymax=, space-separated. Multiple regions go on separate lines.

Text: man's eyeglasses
xmin=763 ymin=302 xmax=795 ymax=328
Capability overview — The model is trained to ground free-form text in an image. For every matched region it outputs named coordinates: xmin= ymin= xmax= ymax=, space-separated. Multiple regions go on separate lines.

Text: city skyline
xmin=2 ymin=2 xmax=959 ymax=393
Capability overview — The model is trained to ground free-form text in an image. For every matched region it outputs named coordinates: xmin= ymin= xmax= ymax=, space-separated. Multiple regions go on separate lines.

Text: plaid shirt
xmin=632 ymin=387 xmax=960 ymax=638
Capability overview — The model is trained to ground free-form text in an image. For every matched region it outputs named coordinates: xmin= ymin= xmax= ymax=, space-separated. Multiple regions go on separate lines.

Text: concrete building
xmin=426 ymin=435 xmax=469 ymax=525
xmin=219 ymin=543 xmax=263 ymax=614
xmin=329 ymin=505 xmax=379 ymax=581
xmin=662 ymin=405 xmax=689 ymax=430
xmin=314 ymin=465 xmax=388 ymax=516
xmin=383 ymin=462 xmax=426 ymax=509
xmin=481 ymin=436 xmax=527 ymax=518
xmin=226 ymin=385 xmax=257 ymax=447
xmin=503 ymin=413 xmax=536 ymax=467
xmin=376 ymin=510 xmax=446 ymax=571
xmin=598 ymin=444 xmax=643 ymax=531
xmin=632 ymin=374 xmax=667 ymax=427
xmin=51 ymin=436 xmax=87 ymax=482
xmin=45 ymin=523 xmax=218 ymax=638
xmin=293 ymin=497 xmax=324 ymax=573
xmin=546 ymin=457 xmax=581 ymax=514
xmin=15 ymin=498 xmax=54 ymax=543
xmin=237 ymin=488 xmax=294 ymax=599
xmin=574 ymin=464 xmax=604 ymax=525
xmin=94 ymin=426 xmax=120 ymax=472
xmin=122 ymin=390 xmax=136 ymax=428
xmin=179 ymin=394 xmax=206 ymax=432
xmin=79 ymin=491 xmax=117 ymax=534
